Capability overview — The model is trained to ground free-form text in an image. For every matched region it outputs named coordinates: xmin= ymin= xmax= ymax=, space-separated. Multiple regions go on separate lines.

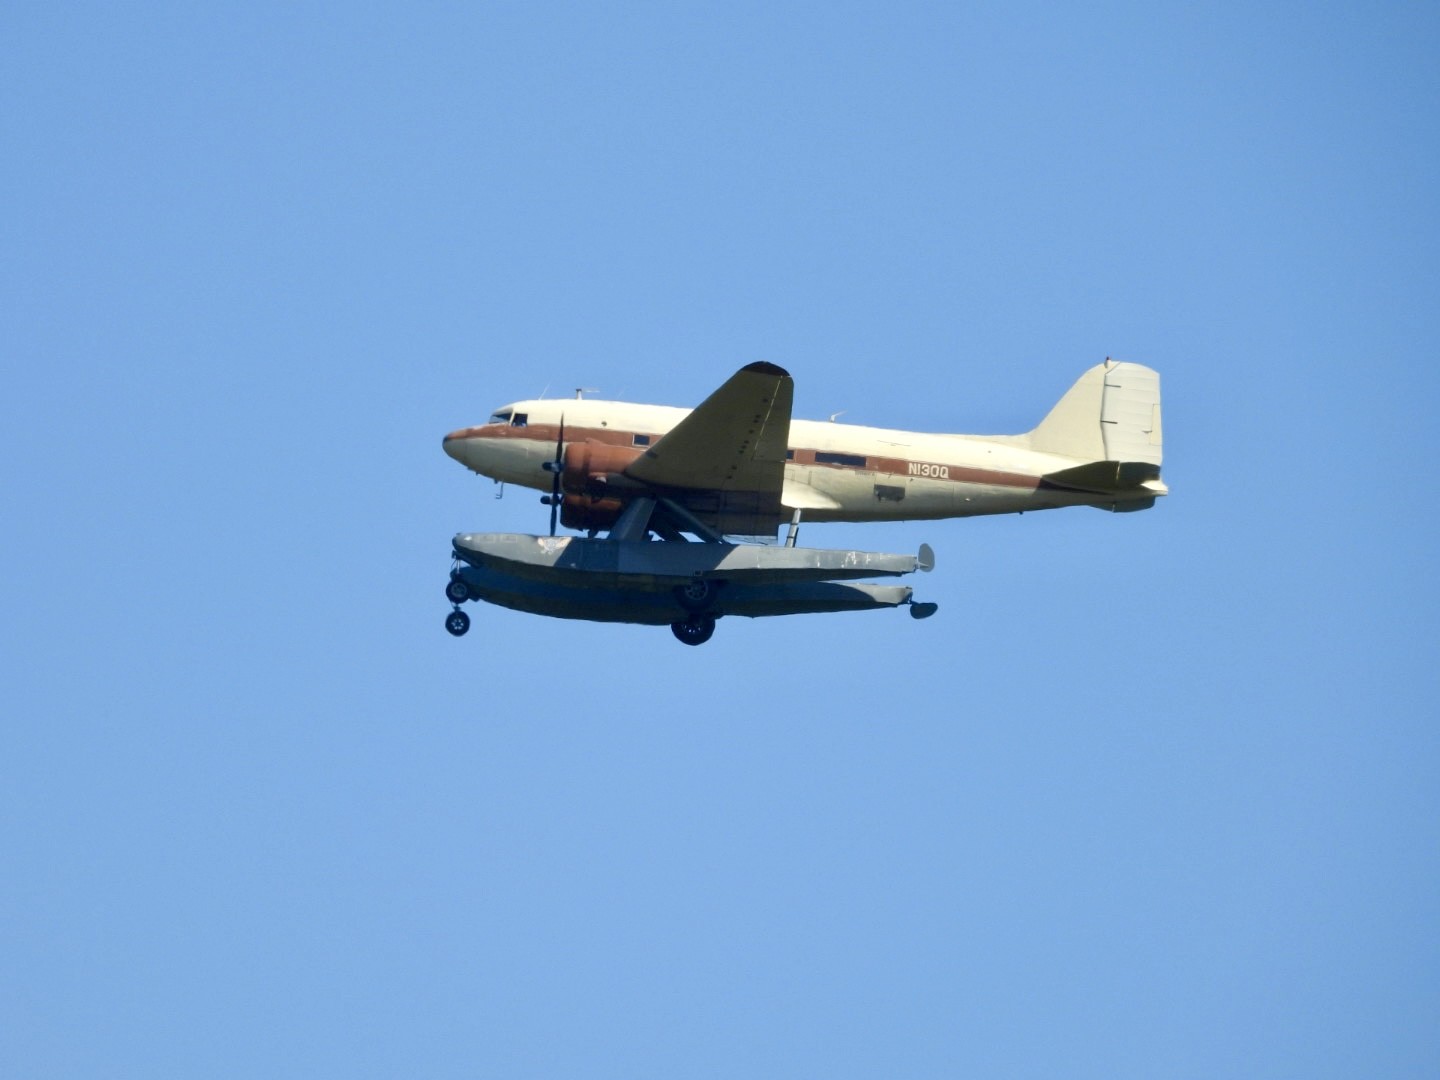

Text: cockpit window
xmin=486 ymin=408 xmax=528 ymax=427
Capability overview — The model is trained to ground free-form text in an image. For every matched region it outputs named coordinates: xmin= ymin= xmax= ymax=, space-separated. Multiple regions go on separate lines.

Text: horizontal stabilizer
xmin=1042 ymin=460 xmax=1162 ymax=493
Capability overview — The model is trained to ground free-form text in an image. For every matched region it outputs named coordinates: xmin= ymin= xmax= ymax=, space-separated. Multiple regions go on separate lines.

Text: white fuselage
xmin=444 ymin=397 xmax=1156 ymax=522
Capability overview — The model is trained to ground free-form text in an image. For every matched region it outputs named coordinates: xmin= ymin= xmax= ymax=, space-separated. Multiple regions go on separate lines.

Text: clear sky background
xmin=4 ymin=3 xmax=1437 ymax=1077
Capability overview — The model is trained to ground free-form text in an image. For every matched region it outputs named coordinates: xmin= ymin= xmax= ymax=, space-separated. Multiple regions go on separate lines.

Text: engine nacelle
xmin=560 ymin=441 xmax=645 ymax=498
xmin=560 ymin=494 xmax=624 ymax=531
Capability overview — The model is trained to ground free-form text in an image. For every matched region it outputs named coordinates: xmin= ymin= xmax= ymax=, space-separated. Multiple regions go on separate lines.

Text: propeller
xmin=540 ymin=414 xmax=565 ymax=536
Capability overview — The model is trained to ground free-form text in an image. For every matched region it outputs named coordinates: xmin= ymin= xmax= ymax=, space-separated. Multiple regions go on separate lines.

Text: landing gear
xmin=446 ymin=559 xmax=474 ymax=635
xmin=674 ymin=578 xmax=718 ymax=612
xmin=446 ymin=563 xmax=472 ymax=636
xmin=671 ymin=615 xmax=716 ymax=646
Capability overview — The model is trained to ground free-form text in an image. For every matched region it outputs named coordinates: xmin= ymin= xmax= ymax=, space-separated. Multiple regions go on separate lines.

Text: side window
xmin=511 ymin=413 xmax=528 ymax=427
xmin=633 ymin=434 xmax=651 ymax=446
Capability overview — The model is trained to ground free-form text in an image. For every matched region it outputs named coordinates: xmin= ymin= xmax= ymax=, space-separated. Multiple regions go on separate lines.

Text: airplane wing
xmin=623 ymin=362 xmax=793 ymax=536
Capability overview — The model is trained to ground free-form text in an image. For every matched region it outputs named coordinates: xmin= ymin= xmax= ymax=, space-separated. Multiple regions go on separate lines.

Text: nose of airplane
xmin=443 ymin=427 xmax=479 ymax=468
xmin=443 ymin=430 xmax=463 ymax=461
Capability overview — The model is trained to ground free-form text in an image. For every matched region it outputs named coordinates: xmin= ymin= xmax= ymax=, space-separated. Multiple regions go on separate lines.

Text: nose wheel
xmin=670 ymin=615 xmax=716 ymax=646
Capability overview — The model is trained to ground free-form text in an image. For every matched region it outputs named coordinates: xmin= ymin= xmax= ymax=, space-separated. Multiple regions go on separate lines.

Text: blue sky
xmin=4 ymin=3 xmax=1437 ymax=1077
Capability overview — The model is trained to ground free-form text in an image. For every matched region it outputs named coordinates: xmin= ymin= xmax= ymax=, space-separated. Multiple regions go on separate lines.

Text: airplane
xmin=441 ymin=360 xmax=1165 ymax=645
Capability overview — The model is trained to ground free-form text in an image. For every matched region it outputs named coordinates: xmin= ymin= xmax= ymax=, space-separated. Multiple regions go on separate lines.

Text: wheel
xmin=445 ymin=578 xmax=470 ymax=604
xmin=670 ymin=616 xmax=715 ymax=646
xmin=445 ymin=609 xmax=471 ymax=637
xmin=674 ymin=578 xmax=717 ymax=612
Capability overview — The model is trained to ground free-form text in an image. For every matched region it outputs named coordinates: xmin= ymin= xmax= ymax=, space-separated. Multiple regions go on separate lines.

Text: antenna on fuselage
xmin=829 ymin=410 xmax=847 ymax=423
xmin=575 ymin=387 xmax=599 ymax=400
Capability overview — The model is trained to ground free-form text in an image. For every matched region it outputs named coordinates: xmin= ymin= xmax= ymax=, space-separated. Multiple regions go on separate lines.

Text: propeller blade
xmin=549 ymin=414 xmax=565 ymax=536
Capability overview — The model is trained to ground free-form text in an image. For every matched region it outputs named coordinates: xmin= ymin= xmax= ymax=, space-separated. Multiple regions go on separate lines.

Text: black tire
xmin=445 ymin=578 xmax=470 ymax=604
xmin=670 ymin=616 xmax=715 ymax=646
xmin=674 ymin=578 xmax=717 ymax=613
xmin=445 ymin=609 xmax=471 ymax=637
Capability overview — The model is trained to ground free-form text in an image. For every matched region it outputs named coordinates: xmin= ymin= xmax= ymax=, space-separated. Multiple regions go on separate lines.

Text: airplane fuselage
xmin=443 ymin=396 xmax=1162 ymax=523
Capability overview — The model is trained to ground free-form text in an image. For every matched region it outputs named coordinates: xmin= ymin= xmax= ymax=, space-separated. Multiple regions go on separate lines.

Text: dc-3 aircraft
xmin=441 ymin=360 xmax=1165 ymax=645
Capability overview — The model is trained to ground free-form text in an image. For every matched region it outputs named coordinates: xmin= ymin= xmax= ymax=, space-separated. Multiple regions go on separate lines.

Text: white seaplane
xmin=442 ymin=360 xmax=1165 ymax=645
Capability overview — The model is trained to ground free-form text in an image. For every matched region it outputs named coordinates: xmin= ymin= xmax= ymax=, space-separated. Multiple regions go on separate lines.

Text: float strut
xmin=785 ymin=508 xmax=803 ymax=548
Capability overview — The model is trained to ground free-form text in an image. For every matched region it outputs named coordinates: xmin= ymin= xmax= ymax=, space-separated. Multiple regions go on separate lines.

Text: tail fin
xmin=1027 ymin=360 xmax=1163 ymax=468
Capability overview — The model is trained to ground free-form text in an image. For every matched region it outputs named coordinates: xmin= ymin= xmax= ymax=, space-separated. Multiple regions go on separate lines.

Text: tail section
xmin=1027 ymin=360 xmax=1163 ymax=466
xmin=1026 ymin=360 xmax=1166 ymax=509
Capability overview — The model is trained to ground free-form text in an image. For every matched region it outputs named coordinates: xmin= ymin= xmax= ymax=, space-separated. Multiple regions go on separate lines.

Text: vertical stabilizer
xmin=1026 ymin=360 xmax=1163 ymax=467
